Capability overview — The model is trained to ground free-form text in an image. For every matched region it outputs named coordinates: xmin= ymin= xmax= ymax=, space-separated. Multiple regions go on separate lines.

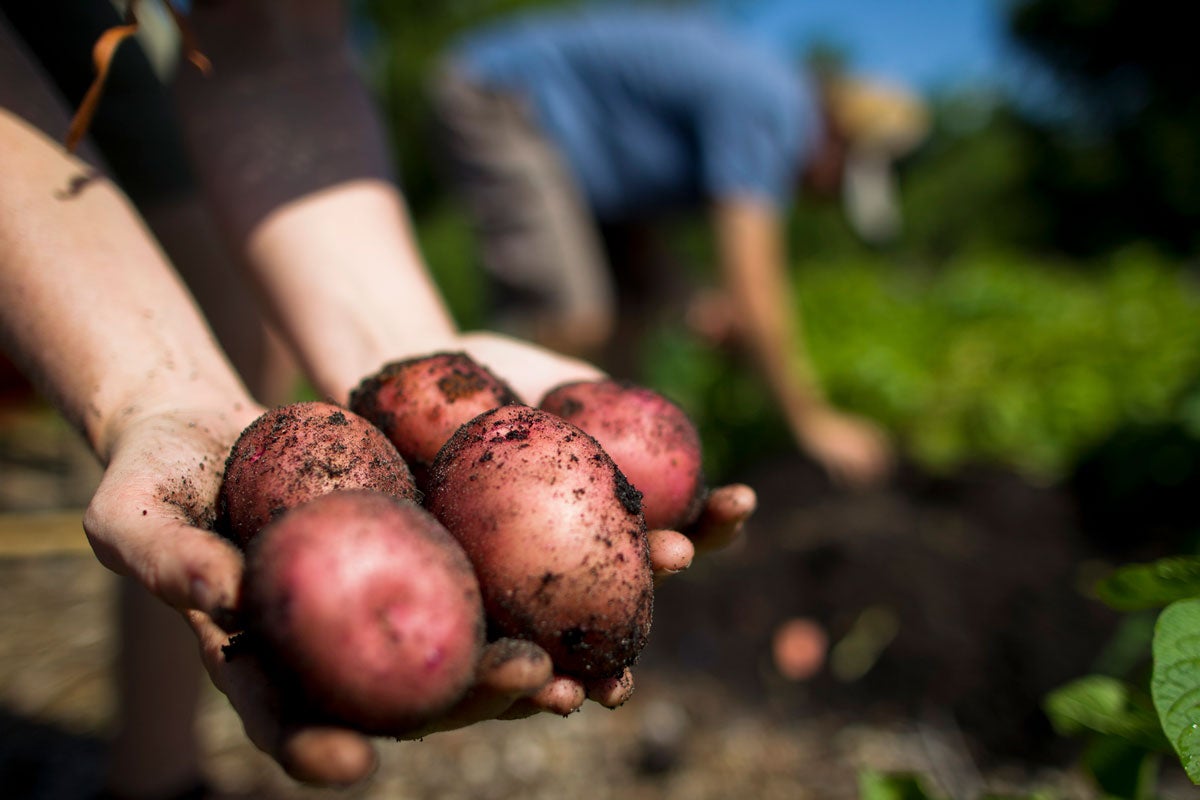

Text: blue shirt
xmin=453 ymin=6 xmax=817 ymax=219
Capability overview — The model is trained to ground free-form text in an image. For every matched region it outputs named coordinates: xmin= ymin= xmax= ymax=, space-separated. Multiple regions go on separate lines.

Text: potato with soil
xmin=349 ymin=352 xmax=519 ymax=488
xmin=242 ymin=490 xmax=485 ymax=734
xmin=540 ymin=380 xmax=705 ymax=531
xmin=426 ymin=404 xmax=652 ymax=680
xmin=218 ymin=401 xmax=418 ymax=547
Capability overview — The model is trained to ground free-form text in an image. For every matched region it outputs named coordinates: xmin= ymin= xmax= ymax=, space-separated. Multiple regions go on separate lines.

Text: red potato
xmin=242 ymin=490 xmax=485 ymax=734
xmin=426 ymin=404 xmax=653 ymax=680
xmin=540 ymin=380 xmax=706 ymax=531
xmin=218 ymin=401 xmax=418 ymax=547
xmin=349 ymin=352 xmax=520 ymax=489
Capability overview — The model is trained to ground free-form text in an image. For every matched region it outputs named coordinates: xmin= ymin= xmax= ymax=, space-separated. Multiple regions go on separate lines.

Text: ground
xmin=0 ymin=403 xmax=1194 ymax=799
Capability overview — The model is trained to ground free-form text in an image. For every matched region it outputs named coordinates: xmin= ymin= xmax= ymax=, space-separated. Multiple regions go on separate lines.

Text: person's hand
xmin=792 ymin=404 xmax=895 ymax=489
xmin=82 ymin=403 xmax=581 ymax=785
xmin=453 ymin=331 xmax=757 ymax=713
xmin=430 ymin=503 xmax=756 ymax=724
xmin=82 ymin=404 xmax=376 ymax=786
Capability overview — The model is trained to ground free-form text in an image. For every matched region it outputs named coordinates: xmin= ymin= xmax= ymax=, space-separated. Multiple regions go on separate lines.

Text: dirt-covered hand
xmin=82 ymin=405 xmax=382 ymax=786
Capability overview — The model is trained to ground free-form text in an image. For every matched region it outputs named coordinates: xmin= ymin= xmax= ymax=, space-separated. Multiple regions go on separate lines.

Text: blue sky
xmin=708 ymin=0 xmax=1013 ymax=93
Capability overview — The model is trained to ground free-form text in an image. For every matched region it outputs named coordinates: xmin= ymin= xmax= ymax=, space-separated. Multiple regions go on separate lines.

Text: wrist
xmin=307 ymin=325 xmax=461 ymax=405
xmin=88 ymin=368 xmax=255 ymax=465
xmin=240 ymin=180 xmax=461 ymax=404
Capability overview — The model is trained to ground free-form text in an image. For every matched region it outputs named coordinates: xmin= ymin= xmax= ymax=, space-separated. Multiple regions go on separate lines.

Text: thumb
xmin=85 ymin=487 xmax=244 ymax=618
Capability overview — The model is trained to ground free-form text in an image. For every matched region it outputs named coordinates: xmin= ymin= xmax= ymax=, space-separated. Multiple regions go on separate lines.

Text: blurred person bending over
xmin=430 ymin=5 xmax=929 ymax=488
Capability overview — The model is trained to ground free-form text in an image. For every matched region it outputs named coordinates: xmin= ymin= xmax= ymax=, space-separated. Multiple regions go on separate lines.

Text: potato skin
xmin=540 ymin=380 xmax=705 ymax=531
xmin=243 ymin=490 xmax=485 ymax=735
xmin=349 ymin=352 xmax=520 ymax=490
xmin=218 ymin=401 xmax=418 ymax=547
xmin=426 ymin=405 xmax=653 ymax=680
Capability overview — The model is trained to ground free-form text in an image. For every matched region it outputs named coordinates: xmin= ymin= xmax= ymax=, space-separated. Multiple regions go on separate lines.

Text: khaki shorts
xmin=427 ymin=62 xmax=614 ymax=336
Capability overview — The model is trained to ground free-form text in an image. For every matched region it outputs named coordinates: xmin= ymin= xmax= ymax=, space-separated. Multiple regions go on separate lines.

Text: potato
xmin=426 ymin=404 xmax=653 ymax=680
xmin=218 ymin=401 xmax=418 ymax=547
xmin=242 ymin=490 xmax=484 ymax=734
xmin=540 ymin=380 xmax=705 ymax=531
xmin=349 ymin=352 xmax=520 ymax=489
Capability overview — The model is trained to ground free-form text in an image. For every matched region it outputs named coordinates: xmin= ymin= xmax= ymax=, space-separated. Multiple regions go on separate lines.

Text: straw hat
xmin=823 ymin=75 xmax=931 ymax=244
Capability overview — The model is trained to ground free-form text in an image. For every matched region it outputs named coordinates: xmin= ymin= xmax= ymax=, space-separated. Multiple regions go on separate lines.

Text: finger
xmin=689 ymin=483 xmax=756 ymax=552
xmin=85 ymin=491 xmax=244 ymax=619
xmin=586 ymin=668 xmax=635 ymax=708
xmin=648 ymin=529 xmax=693 ymax=584
xmin=497 ymin=675 xmax=587 ymax=720
xmin=476 ymin=638 xmax=555 ymax=693
xmin=186 ymin=610 xmax=377 ymax=787
xmin=403 ymin=639 xmax=554 ymax=737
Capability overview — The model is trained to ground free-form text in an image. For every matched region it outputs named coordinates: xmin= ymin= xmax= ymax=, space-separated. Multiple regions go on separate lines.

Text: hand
xmin=458 ymin=330 xmax=606 ymax=403
xmin=83 ymin=404 xmax=580 ymax=785
xmin=441 ymin=520 xmax=753 ymax=724
xmin=793 ymin=405 xmax=895 ymax=489
xmin=82 ymin=405 xmax=378 ymax=785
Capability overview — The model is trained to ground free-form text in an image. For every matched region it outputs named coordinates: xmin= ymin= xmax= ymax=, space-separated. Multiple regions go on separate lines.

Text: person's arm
xmin=170 ymin=0 xmax=752 ymax=707
xmin=711 ymin=196 xmax=893 ymax=487
xmin=172 ymin=0 xmax=749 ymax=502
xmin=0 ymin=107 xmax=249 ymax=601
xmin=0 ymin=102 xmax=387 ymax=786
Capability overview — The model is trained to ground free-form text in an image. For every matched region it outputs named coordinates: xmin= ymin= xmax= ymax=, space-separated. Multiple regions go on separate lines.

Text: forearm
xmin=713 ymin=198 xmax=825 ymax=418
xmin=0 ymin=110 xmax=251 ymax=461
xmin=173 ymin=2 xmax=458 ymax=402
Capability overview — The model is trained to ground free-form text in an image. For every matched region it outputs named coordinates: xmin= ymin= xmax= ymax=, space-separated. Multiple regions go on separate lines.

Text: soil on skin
xmin=1 ymin=405 xmax=1195 ymax=799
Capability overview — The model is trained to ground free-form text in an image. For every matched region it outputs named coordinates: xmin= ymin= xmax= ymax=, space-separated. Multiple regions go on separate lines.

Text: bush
xmin=645 ymin=246 xmax=1200 ymax=482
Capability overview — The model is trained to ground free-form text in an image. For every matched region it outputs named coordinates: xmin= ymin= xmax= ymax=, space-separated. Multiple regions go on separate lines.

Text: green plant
xmin=1044 ymin=557 xmax=1200 ymax=797
xmin=643 ymin=246 xmax=1200 ymax=483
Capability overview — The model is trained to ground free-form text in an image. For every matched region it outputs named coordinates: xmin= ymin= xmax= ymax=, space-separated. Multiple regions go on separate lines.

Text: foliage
xmin=898 ymin=101 xmax=1051 ymax=259
xmin=1151 ymin=598 xmax=1200 ymax=783
xmin=858 ymin=771 xmax=945 ymax=800
xmin=808 ymin=249 xmax=1200 ymax=478
xmin=1044 ymin=676 xmax=1167 ymax=752
xmin=1042 ymin=558 xmax=1200 ymax=796
xmin=1097 ymin=559 xmax=1200 ymax=613
xmin=642 ymin=246 xmax=1200 ymax=483
xmin=1005 ymin=0 xmax=1200 ymax=255
xmin=413 ymin=202 xmax=489 ymax=330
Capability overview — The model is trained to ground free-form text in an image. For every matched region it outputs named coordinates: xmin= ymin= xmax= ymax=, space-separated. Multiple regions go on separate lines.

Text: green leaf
xmin=857 ymin=770 xmax=944 ymax=800
xmin=1082 ymin=735 xmax=1160 ymax=800
xmin=1096 ymin=557 xmax=1200 ymax=611
xmin=1151 ymin=598 xmax=1200 ymax=783
xmin=1044 ymin=675 xmax=1169 ymax=751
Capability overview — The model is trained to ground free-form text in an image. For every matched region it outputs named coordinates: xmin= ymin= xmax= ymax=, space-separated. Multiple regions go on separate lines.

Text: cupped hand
xmin=328 ymin=333 xmax=759 ymax=723
xmin=457 ymin=330 xmax=606 ymax=404
xmin=83 ymin=404 xmax=260 ymax=625
xmin=446 ymin=487 xmax=754 ymax=721
xmin=80 ymin=403 xmax=376 ymax=786
xmin=457 ymin=329 xmax=758 ymax=546
xmin=82 ymin=403 xmax=581 ymax=784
